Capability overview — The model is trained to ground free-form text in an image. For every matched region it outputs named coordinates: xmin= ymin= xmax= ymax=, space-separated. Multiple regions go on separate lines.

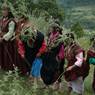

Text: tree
xmin=0 ymin=0 xmax=64 ymax=23
xmin=37 ymin=0 xmax=64 ymax=22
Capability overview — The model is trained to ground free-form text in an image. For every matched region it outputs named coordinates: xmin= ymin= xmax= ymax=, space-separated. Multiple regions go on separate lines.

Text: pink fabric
xmin=48 ymin=32 xmax=59 ymax=44
xmin=17 ymin=40 xmax=25 ymax=58
xmin=57 ymin=44 xmax=64 ymax=60
xmin=75 ymin=52 xmax=84 ymax=67
xmin=49 ymin=32 xmax=64 ymax=60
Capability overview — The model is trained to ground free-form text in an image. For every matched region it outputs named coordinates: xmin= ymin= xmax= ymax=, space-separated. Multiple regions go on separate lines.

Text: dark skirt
xmin=0 ymin=40 xmax=29 ymax=75
xmin=41 ymin=52 xmax=64 ymax=85
xmin=0 ymin=40 xmax=16 ymax=70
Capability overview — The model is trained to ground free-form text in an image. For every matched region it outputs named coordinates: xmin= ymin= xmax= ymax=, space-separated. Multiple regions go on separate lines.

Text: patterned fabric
xmin=87 ymin=49 xmax=95 ymax=59
xmin=17 ymin=39 xmax=25 ymax=58
xmin=0 ymin=17 xmax=16 ymax=34
xmin=57 ymin=44 xmax=64 ymax=60
xmin=24 ymin=31 xmax=44 ymax=66
xmin=65 ymin=43 xmax=84 ymax=66
xmin=47 ymin=31 xmax=60 ymax=50
xmin=64 ymin=43 xmax=89 ymax=81
xmin=16 ymin=20 xmax=45 ymax=73
xmin=64 ymin=43 xmax=88 ymax=94
xmin=0 ymin=17 xmax=17 ymax=70
xmin=41 ymin=31 xmax=64 ymax=85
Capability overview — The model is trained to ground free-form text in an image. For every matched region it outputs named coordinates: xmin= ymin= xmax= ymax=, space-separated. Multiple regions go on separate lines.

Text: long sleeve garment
xmin=3 ymin=21 xmax=15 ymax=41
xmin=75 ymin=52 xmax=84 ymax=67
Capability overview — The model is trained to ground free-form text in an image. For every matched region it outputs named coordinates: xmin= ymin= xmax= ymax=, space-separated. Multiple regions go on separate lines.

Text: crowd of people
xmin=0 ymin=5 xmax=95 ymax=95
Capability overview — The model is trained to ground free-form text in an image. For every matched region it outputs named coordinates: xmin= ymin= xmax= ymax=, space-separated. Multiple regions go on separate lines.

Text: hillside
xmin=58 ymin=0 xmax=95 ymax=30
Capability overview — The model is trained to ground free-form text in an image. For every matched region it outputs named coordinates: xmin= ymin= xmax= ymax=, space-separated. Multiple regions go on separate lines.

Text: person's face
xmin=64 ymin=38 xmax=73 ymax=47
xmin=48 ymin=27 xmax=53 ymax=32
xmin=56 ymin=28 xmax=60 ymax=32
xmin=2 ymin=9 xmax=9 ymax=17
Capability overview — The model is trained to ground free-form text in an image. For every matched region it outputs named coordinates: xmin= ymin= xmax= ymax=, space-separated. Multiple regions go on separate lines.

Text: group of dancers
xmin=0 ymin=4 xmax=95 ymax=95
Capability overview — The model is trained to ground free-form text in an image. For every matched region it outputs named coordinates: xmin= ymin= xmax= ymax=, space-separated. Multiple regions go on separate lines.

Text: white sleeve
xmin=75 ymin=52 xmax=84 ymax=67
xmin=3 ymin=21 xmax=15 ymax=41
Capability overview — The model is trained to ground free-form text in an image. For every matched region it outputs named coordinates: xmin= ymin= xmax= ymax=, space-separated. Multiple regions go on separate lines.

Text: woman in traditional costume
xmin=16 ymin=13 xmax=46 ymax=77
xmin=86 ymin=35 xmax=95 ymax=93
xmin=64 ymin=33 xmax=89 ymax=95
xmin=0 ymin=5 xmax=17 ymax=70
xmin=14 ymin=15 xmax=31 ymax=75
xmin=41 ymin=23 xmax=64 ymax=89
xmin=30 ymin=39 xmax=46 ymax=86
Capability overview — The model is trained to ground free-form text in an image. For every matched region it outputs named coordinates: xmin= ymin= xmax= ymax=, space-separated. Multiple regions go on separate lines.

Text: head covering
xmin=48 ymin=22 xmax=63 ymax=35
xmin=63 ymin=32 xmax=75 ymax=47
xmin=66 ymin=32 xmax=75 ymax=40
xmin=20 ymin=26 xmax=37 ymax=47
xmin=49 ymin=22 xmax=61 ymax=30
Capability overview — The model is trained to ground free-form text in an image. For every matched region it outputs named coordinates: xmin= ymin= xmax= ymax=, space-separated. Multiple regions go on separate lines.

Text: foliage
xmin=0 ymin=0 xmax=64 ymax=22
xmin=0 ymin=0 xmax=94 ymax=95
xmin=30 ymin=16 xmax=50 ymax=33
xmin=0 ymin=68 xmax=39 ymax=95
xmin=0 ymin=68 xmax=26 ymax=95
xmin=0 ymin=37 xmax=94 ymax=95
xmin=71 ymin=22 xmax=84 ymax=38
xmin=60 ymin=0 xmax=95 ymax=30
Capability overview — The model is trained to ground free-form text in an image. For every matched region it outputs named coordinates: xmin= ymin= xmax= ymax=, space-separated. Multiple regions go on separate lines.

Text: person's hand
xmin=36 ymin=53 xmax=41 ymax=57
xmin=21 ymin=54 xmax=25 ymax=58
xmin=66 ymin=66 xmax=73 ymax=71
xmin=56 ymin=56 xmax=61 ymax=63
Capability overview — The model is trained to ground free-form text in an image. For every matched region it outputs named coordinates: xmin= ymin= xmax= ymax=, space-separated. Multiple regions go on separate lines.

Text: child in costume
xmin=64 ymin=33 xmax=89 ymax=95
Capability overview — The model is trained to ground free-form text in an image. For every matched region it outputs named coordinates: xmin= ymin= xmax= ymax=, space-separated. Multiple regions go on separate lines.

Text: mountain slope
xmin=58 ymin=0 xmax=95 ymax=30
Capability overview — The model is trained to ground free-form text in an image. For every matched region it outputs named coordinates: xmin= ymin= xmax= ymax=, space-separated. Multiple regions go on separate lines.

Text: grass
xmin=65 ymin=4 xmax=95 ymax=30
xmin=0 ymin=37 xmax=94 ymax=95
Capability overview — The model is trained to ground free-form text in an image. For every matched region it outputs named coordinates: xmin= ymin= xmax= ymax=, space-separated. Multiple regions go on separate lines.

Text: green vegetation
xmin=0 ymin=0 xmax=95 ymax=95
xmin=71 ymin=22 xmax=84 ymax=38
xmin=60 ymin=0 xmax=95 ymax=30
xmin=0 ymin=37 xmax=94 ymax=95
xmin=0 ymin=0 xmax=64 ymax=22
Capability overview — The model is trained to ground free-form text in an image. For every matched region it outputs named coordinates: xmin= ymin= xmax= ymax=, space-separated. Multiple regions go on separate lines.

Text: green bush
xmin=71 ymin=22 xmax=85 ymax=38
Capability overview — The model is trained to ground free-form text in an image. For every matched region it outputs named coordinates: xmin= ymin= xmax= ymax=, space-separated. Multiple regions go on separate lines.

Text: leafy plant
xmin=71 ymin=22 xmax=84 ymax=38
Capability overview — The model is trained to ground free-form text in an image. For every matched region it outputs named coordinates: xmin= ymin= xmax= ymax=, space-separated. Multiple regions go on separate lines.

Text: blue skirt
xmin=31 ymin=58 xmax=42 ymax=77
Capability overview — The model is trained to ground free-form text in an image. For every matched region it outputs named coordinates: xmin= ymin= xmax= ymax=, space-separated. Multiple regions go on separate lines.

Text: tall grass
xmin=0 ymin=36 xmax=94 ymax=95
